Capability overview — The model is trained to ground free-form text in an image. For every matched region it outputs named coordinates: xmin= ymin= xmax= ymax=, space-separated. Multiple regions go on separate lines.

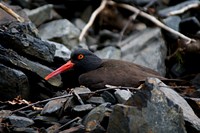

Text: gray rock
xmin=107 ymin=82 xmax=186 ymax=133
xmin=73 ymin=87 xmax=91 ymax=100
xmin=24 ymin=4 xmax=55 ymax=26
xmin=114 ymin=89 xmax=132 ymax=103
xmin=0 ymin=45 xmax=62 ymax=87
xmin=101 ymin=91 xmax=117 ymax=104
xmin=83 ymin=103 xmax=112 ymax=129
xmin=41 ymin=98 xmax=67 ymax=116
xmin=147 ymin=77 xmax=200 ymax=131
xmin=94 ymin=46 xmax=121 ymax=60
xmin=6 ymin=115 xmax=34 ymax=128
xmin=12 ymin=127 xmax=39 ymax=133
xmin=38 ymin=19 xmax=83 ymax=49
xmin=121 ymin=28 xmax=167 ymax=76
xmin=34 ymin=115 xmax=58 ymax=125
xmin=86 ymin=97 xmax=105 ymax=105
xmin=73 ymin=18 xmax=86 ymax=30
xmin=0 ymin=27 xmax=56 ymax=63
xmin=162 ymin=16 xmax=181 ymax=39
xmin=59 ymin=125 xmax=85 ymax=133
xmin=0 ymin=64 xmax=30 ymax=100
xmin=44 ymin=40 xmax=71 ymax=61
xmin=72 ymin=104 xmax=95 ymax=113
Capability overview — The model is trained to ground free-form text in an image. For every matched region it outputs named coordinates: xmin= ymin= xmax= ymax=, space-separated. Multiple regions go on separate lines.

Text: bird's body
xmin=45 ymin=49 xmax=164 ymax=89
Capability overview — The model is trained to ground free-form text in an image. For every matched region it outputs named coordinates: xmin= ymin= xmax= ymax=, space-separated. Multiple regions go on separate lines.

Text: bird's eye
xmin=77 ymin=54 xmax=84 ymax=60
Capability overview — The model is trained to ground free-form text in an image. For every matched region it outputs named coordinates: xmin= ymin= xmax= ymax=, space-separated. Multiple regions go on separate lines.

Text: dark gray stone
xmin=0 ymin=64 xmax=30 ymax=100
xmin=162 ymin=16 xmax=181 ymax=39
xmin=94 ymin=46 xmax=121 ymax=60
xmin=6 ymin=115 xmax=34 ymax=128
xmin=180 ymin=17 xmax=200 ymax=34
xmin=0 ymin=45 xmax=62 ymax=87
xmin=12 ymin=127 xmax=38 ymax=133
xmin=147 ymin=78 xmax=200 ymax=131
xmin=86 ymin=97 xmax=105 ymax=105
xmin=0 ymin=24 xmax=56 ymax=63
xmin=72 ymin=104 xmax=95 ymax=113
xmin=24 ymin=4 xmax=55 ymax=26
xmin=107 ymin=79 xmax=186 ymax=133
xmin=121 ymin=28 xmax=167 ymax=76
xmin=83 ymin=103 xmax=112 ymax=130
xmin=41 ymin=98 xmax=67 ymax=116
xmin=101 ymin=91 xmax=117 ymax=104
xmin=39 ymin=19 xmax=83 ymax=49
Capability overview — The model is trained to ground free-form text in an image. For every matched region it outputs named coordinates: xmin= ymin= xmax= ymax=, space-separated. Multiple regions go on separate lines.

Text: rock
xmin=107 ymin=82 xmax=186 ymax=133
xmin=191 ymin=73 xmax=200 ymax=89
xmin=73 ymin=18 xmax=86 ymax=30
xmin=86 ymin=97 xmax=105 ymax=105
xmin=162 ymin=16 xmax=181 ymax=40
xmin=12 ymin=127 xmax=39 ymax=133
xmin=4 ymin=115 xmax=34 ymax=128
xmin=0 ymin=110 xmax=12 ymax=121
xmin=114 ymin=89 xmax=132 ymax=104
xmin=180 ymin=17 xmax=200 ymax=34
xmin=34 ymin=115 xmax=58 ymax=126
xmin=121 ymin=27 xmax=167 ymax=76
xmin=44 ymin=40 xmax=71 ymax=61
xmin=158 ymin=1 xmax=200 ymax=18
xmin=94 ymin=46 xmax=121 ymax=60
xmin=41 ymin=98 xmax=68 ymax=116
xmin=0 ymin=64 xmax=30 ymax=101
xmin=38 ymin=19 xmax=82 ymax=49
xmin=0 ymin=45 xmax=62 ymax=87
xmin=46 ymin=124 xmax=60 ymax=133
xmin=59 ymin=124 xmax=85 ymax=133
xmin=0 ymin=22 xmax=56 ymax=63
xmin=24 ymin=4 xmax=57 ymax=26
xmin=73 ymin=87 xmax=91 ymax=100
xmin=147 ymin=78 xmax=200 ymax=131
xmin=101 ymin=91 xmax=117 ymax=104
xmin=72 ymin=104 xmax=95 ymax=115
xmin=83 ymin=103 xmax=112 ymax=132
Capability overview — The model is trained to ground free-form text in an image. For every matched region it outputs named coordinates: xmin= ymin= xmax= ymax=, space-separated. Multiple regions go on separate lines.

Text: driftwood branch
xmin=107 ymin=0 xmax=195 ymax=43
xmin=79 ymin=0 xmax=195 ymax=43
xmin=0 ymin=2 xmax=24 ymax=22
xmin=79 ymin=0 xmax=107 ymax=41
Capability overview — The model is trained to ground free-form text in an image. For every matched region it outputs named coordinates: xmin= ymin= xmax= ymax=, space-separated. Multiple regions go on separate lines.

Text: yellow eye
xmin=77 ymin=54 xmax=84 ymax=60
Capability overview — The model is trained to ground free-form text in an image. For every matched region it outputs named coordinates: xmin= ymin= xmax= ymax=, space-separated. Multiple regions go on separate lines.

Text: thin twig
xmin=11 ymin=85 xmax=139 ymax=113
xmin=0 ymin=3 xmax=24 ymax=22
xmin=79 ymin=0 xmax=107 ymax=41
xmin=11 ymin=92 xmax=93 ymax=113
xmin=73 ymin=91 xmax=84 ymax=105
xmin=107 ymin=1 xmax=195 ymax=43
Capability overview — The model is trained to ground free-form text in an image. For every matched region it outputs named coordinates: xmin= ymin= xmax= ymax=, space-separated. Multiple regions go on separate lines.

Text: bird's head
xmin=45 ymin=49 xmax=102 ymax=80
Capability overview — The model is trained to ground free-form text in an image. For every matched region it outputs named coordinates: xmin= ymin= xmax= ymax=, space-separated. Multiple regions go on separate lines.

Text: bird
xmin=45 ymin=48 xmax=165 ymax=89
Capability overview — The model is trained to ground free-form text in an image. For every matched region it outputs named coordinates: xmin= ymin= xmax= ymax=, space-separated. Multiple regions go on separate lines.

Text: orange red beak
xmin=45 ymin=60 xmax=74 ymax=80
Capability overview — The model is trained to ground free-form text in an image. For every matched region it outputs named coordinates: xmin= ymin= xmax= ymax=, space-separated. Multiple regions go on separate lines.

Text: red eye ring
xmin=77 ymin=54 xmax=84 ymax=60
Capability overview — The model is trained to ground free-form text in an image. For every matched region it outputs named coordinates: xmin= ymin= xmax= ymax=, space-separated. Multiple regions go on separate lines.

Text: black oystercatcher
xmin=45 ymin=49 xmax=164 ymax=89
